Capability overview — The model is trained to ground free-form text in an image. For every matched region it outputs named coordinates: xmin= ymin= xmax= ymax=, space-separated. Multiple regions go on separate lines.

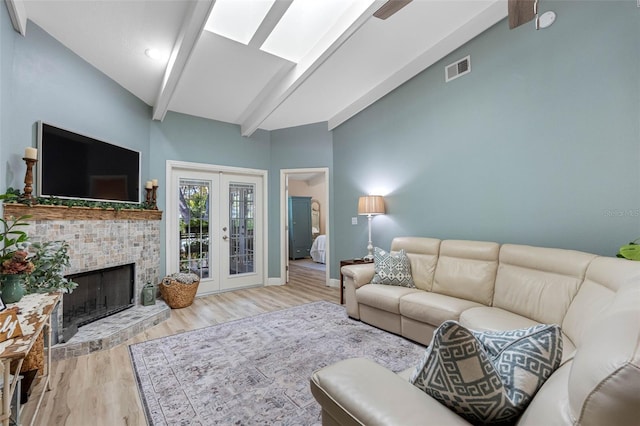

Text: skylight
xmin=205 ymin=0 xmax=275 ymax=45
xmin=260 ymin=0 xmax=354 ymax=63
xmin=204 ymin=0 xmax=374 ymax=64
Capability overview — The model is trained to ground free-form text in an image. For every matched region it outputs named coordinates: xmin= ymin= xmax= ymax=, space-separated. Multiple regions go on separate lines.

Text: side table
xmin=0 ymin=293 xmax=61 ymax=426
xmin=339 ymin=258 xmax=374 ymax=304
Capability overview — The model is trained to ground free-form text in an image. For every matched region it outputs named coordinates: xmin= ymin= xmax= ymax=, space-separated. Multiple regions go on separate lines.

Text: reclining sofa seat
xmin=319 ymin=237 xmax=640 ymax=425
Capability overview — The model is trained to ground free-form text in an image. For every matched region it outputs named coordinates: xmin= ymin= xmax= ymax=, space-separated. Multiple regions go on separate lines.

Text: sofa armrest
xmin=341 ymin=264 xmax=375 ymax=319
xmin=341 ymin=264 xmax=375 ymax=288
xmin=310 ymin=358 xmax=471 ymax=426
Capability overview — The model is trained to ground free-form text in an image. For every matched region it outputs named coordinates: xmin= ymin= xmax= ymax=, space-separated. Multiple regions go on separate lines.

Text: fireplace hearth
xmin=62 ymin=263 xmax=135 ymax=342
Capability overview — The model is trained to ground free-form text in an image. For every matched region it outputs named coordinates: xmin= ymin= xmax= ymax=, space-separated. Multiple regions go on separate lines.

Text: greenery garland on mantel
xmin=1 ymin=188 xmax=162 ymax=221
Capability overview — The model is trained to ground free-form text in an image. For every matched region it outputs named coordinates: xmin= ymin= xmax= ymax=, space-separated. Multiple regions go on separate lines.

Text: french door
xmin=167 ymin=163 xmax=265 ymax=295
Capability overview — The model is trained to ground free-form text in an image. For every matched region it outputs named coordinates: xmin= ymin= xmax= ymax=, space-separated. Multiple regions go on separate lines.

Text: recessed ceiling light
xmin=145 ymin=48 xmax=167 ymax=61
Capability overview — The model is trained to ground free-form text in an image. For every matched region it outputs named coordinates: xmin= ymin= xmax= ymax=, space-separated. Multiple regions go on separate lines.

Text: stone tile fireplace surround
xmin=2 ymin=205 xmax=170 ymax=360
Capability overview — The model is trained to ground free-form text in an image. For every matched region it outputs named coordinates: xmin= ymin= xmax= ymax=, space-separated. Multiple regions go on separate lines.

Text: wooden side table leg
xmin=1 ymin=360 xmax=10 ymax=426
xmin=340 ymin=272 xmax=344 ymax=305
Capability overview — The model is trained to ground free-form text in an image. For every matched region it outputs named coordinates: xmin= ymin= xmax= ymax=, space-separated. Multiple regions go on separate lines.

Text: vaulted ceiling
xmin=11 ymin=0 xmax=508 ymax=136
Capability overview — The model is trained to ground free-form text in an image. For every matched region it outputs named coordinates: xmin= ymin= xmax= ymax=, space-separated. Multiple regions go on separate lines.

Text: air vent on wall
xmin=445 ymin=55 xmax=471 ymax=82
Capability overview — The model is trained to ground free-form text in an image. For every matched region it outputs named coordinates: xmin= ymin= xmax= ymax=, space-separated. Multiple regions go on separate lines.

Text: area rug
xmin=129 ymin=301 xmax=425 ymax=425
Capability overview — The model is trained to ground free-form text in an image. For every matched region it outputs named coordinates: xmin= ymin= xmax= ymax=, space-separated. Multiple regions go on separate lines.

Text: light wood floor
xmin=25 ymin=263 xmax=337 ymax=426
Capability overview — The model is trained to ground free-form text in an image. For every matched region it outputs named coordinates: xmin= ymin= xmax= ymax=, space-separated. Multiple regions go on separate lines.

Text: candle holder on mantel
xmin=22 ymin=157 xmax=38 ymax=199
xmin=151 ymin=185 xmax=159 ymax=210
xmin=145 ymin=187 xmax=153 ymax=207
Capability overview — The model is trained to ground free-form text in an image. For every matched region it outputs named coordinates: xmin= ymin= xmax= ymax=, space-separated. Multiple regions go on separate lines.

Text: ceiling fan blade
xmin=373 ymin=0 xmax=413 ymax=20
xmin=508 ymin=0 xmax=536 ymax=29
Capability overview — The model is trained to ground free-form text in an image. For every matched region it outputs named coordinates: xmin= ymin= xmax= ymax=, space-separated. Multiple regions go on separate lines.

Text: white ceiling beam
xmin=4 ymin=0 xmax=27 ymax=36
xmin=248 ymin=0 xmax=292 ymax=49
xmin=152 ymin=0 xmax=215 ymax=121
xmin=240 ymin=0 xmax=384 ymax=137
xmin=328 ymin=0 xmax=507 ymax=130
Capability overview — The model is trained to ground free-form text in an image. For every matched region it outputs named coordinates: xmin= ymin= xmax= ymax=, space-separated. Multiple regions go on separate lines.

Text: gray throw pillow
xmin=409 ymin=321 xmax=562 ymax=424
xmin=371 ymin=247 xmax=415 ymax=288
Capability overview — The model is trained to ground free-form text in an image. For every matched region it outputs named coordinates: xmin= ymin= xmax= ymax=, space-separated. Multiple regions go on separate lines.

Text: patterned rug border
xmin=128 ymin=300 xmax=424 ymax=425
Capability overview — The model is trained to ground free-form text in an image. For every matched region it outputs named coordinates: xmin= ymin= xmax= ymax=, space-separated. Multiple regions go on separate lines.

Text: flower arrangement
xmin=0 ymin=207 xmax=77 ymax=294
xmin=1 ymin=250 xmax=34 ymax=275
xmin=0 ymin=214 xmax=33 ymax=302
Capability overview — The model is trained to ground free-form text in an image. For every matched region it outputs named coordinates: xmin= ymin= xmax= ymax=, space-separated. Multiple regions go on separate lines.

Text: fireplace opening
xmin=62 ymin=263 xmax=135 ymax=342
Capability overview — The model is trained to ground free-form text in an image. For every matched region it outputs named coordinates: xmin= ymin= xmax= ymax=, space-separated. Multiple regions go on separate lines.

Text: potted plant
xmin=25 ymin=241 xmax=78 ymax=294
xmin=0 ymin=214 xmax=33 ymax=303
xmin=617 ymin=238 xmax=640 ymax=261
xmin=159 ymin=272 xmax=200 ymax=309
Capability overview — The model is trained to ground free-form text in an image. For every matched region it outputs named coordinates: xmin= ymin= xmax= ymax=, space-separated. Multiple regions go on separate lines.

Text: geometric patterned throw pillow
xmin=370 ymin=247 xmax=415 ymax=288
xmin=409 ymin=321 xmax=563 ymax=424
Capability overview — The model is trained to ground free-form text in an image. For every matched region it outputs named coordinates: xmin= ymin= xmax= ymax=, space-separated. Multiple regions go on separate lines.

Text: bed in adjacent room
xmin=310 ymin=235 xmax=326 ymax=264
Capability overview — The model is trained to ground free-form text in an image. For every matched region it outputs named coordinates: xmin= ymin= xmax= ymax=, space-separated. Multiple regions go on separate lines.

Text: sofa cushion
xmin=562 ymin=256 xmax=640 ymax=349
xmin=432 ymin=240 xmax=499 ymax=306
xmin=371 ymin=247 xmax=415 ymax=287
xmin=460 ymin=306 xmax=576 ymax=365
xmin=391 ymin=237 xmax=441 ymax=291
xmin=493 ymin=244 xmax=596 ymax=325
xmin=356 ymin=284 xmax=420 ymax=314
xmin=567 ymin=282 xmax=640 ymax=426
xmin=400 ymin=291 xmax=483 ymax=327
xmin=409 ymin=321 xmax=563 ymax=425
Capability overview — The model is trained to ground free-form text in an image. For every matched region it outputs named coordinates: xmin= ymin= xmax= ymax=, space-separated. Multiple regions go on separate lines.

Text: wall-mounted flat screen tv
xmin=37 ymin=122 xmax=141 ymax=203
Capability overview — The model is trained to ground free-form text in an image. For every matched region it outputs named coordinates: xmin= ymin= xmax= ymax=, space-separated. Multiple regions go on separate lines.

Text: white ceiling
xmin=17 ymin=0 xmax=508 ymax=136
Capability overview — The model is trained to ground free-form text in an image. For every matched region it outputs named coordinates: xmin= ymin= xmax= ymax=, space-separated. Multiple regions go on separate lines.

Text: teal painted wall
xmin=333 ymin=1 xmax=640 ymax=261
xmin=269 ymin=123 xmax=333 ymax=276
xmin=0 ymin=7 xmax=13 ymax=188
xmin=0 ymin=20 xmax=151 ymax=193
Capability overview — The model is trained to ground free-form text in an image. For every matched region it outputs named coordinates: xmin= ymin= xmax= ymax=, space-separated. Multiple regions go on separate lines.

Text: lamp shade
xmin=358 ymin=195 xmax=385 ymax=215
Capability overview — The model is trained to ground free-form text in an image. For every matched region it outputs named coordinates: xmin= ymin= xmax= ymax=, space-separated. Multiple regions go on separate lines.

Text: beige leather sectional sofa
xmin=311 ymin=237 xmax=640 ymax=425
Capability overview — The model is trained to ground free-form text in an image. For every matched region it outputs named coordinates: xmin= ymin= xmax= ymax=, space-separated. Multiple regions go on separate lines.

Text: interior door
xmin=169 ymin=167 xmax=263 ymax=295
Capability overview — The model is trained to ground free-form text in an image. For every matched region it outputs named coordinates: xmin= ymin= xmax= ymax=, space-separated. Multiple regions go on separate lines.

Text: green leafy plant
xmin=0 ymin=213 xmax=31 ymax=264
xmin=25 ymin=241 xmax=78 ymax=294
xmin=617 ymin=238 xmax=640 ymax=261
xmin=2 ymin=186 xmax=153 ymax=210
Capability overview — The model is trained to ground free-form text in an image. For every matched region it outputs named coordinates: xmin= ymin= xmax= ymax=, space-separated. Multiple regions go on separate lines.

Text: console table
xmin=0 ymin=293 xmax=60 ymax=426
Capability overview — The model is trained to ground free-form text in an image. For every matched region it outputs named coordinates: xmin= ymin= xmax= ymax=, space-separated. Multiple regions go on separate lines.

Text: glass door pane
xmin=228 ymin=182 xmax=255 ymax=275
xmin=179 ymin=179 xmax=210 ymax=279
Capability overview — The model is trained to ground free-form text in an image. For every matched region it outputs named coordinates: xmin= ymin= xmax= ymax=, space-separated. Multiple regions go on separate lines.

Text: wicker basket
xmin=160 ymin=278 xmax=200 ymax=309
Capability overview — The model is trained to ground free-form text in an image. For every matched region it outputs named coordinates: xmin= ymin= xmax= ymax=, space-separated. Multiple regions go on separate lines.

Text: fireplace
xmin=62 ymin=263 xmax=135 ymax=342
xmin=3 ymin=205 xmax=163 ymax=352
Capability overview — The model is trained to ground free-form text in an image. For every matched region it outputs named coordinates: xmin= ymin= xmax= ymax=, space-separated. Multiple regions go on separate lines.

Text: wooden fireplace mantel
xmin=2 ymin=203 xmax=163 ymax=221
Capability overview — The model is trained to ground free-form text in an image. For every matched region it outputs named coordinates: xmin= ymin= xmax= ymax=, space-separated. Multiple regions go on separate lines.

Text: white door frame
xmin=280 ymin=168 xmax=330 ymax=287
xmin=166 ymin=160 xmax=268 ymax=291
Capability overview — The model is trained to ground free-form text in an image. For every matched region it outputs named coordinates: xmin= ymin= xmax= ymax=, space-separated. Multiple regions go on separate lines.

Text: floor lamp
xmin=358 ymin=195 xmax=385 ymax=259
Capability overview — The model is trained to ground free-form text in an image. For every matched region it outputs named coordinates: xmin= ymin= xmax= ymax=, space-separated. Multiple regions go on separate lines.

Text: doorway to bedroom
xmin=281 ymin=168 xmax=330 ymax=287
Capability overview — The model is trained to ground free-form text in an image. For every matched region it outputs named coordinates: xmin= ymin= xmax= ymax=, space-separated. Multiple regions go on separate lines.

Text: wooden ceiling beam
xmin=5 ymin=0 xmax=28 ymax=36
xmin=152 ymin=0 xmax=215 ymax=121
